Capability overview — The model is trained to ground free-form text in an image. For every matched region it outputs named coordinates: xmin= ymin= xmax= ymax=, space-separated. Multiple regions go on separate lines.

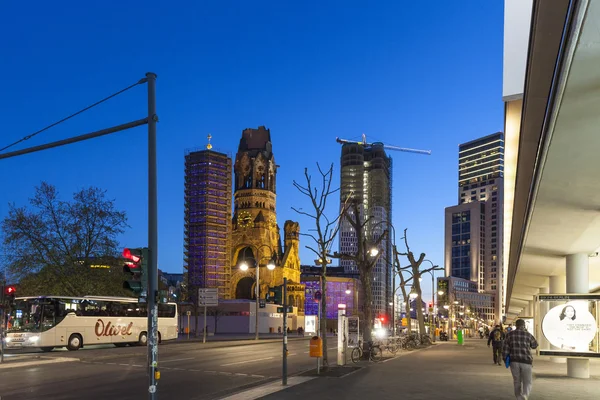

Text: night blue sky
xmin=1 ymin=1 xmax=504 ymax=299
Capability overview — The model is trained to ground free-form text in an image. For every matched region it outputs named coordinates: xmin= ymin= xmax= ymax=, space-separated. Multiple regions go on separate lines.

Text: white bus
xmin=4 ymin=295 xmax=178 ymax=351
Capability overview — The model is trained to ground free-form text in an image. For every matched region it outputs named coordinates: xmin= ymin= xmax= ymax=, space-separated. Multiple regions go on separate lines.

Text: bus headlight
xmin=4 ymin=337 xmax=12 ymax=343
xmin=29 ymin=336 xmax=40 ymax=342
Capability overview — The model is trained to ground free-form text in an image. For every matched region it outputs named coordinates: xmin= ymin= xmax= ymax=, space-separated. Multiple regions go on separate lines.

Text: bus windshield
xmin=7 ymin=298 xmax=56 ymax=333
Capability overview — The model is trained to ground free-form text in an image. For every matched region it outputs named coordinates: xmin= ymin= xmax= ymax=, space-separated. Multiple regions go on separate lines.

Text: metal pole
xmin=255 ymin=263 xmax=260 ymax=341
xmin=317 ymin=276 xmax=321 ymax=375
xmin=392 ymin=271 xmax=396 ymax=337
xmin=146 ymin=72 xmax=159 ymax=399
xmin=187 ymin=313 xmax=190 ymax=340
xmin=203 ymin=305 xmax=207 ymax=344
xmin=282 ymin=278 xmax=288 ymax=385
xmin=431 ymin=272 xmax=435 ymax=342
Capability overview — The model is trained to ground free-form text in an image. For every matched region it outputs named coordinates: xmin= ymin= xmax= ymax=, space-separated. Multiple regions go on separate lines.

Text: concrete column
xmin=548 ymin=276 xmax=567 ymax=364
xmin=566 ymin=253 xmax=589 ymax=379
xmin=549 ymin=275 xmax=566 ymax=293
xmin=539 ymin=286 xmax=549 ymax=350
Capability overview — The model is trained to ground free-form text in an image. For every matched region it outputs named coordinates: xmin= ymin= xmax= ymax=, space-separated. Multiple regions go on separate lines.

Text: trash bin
xmin=309 ymin=336 xmax=323 ymax=357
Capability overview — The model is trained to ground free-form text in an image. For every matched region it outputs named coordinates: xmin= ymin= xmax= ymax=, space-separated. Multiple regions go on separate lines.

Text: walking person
xmin=503 ymin=318 xmax=539 ymax=400
xmin=487 ymin=324 xmax=505 ymax=365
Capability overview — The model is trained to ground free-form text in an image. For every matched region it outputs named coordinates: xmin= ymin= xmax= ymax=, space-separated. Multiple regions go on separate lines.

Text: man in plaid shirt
xmin=503 ymin=319 xmax=539 ymax=400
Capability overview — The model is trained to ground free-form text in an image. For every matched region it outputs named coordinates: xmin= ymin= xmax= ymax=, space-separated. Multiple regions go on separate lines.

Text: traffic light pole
xmin=146 ymin=72 xmax=160 ymax=399
xmin=282 ymin=278 xmax=288 ymax=385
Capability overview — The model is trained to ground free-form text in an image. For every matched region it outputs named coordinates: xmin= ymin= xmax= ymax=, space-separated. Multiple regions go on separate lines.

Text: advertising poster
xmin=305 ymin=315 xmax=317 ymax=334
xmin=348 ymin=316 xmax=360 ymax=348
xmin=542 ymin=302 xmax=596 ymax=352
xmin=537 ymin=294 xmax=600 ymax=357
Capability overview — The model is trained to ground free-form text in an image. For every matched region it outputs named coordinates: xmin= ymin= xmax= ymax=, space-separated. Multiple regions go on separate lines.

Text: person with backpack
xmin=487 ymin=324 xmax=505 ymax=365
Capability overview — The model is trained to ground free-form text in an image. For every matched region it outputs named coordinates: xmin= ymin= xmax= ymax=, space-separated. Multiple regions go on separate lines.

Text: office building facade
xmin=444 ymin=132 xmax=504 ymax=322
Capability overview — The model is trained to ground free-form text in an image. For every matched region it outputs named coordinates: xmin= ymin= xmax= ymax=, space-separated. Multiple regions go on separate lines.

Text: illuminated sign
xmin=542 ymin=302 xmax=597 ymax=352
xmin=305 ymin=316 xmax=317 ymax=334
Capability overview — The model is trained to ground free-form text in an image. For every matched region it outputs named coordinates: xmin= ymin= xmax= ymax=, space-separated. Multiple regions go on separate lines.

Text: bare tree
xmin=292 ymin=163 xmax=346 ymax=368
xmin=397 ymin=229 xmax=438 ymax=338
xmin=334 ymin=199 xmax=387 ymax=348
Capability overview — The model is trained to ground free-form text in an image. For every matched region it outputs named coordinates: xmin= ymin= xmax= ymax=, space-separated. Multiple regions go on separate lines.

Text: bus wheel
xmin=40 ymin=347 xmax=54 ymax=352
xmin=138 ymin=332 xmax=148 ymax=346
xmin=67 ymin=334 xmax=82 ymax=351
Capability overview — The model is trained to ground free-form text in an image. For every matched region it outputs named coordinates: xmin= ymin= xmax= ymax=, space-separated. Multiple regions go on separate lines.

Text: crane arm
xmin=383 ymin=144 xmax=431 ymax=155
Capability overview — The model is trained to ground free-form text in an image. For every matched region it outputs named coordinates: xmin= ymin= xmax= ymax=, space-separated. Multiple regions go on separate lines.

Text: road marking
xmin=235 ymin=373 xmax=248 ymax=376
xmin=303 ymin=351 xmax=309 ymax=354
xmin=250 ymin=374 xmax=265 ymax=378
xmin=205 ymin=370 xmax=217 ymax=373
xmin=160 ymin=357 xmax=194 ymax=363
xmin=220 ymin=357 xmax=274 ymax=366
xmin=119 ymin=363 xmax=130 ymax=366
xmin=0 ymin=357 xmax=79 ymax=370
xmin=132 ymin=364 xmax=144 ymax=367
xmin=221 ymin=376 xmax=315 ymax=400
xmin=105 ymin=362 xmax=116 ymax=365
xmin=219 ymin=372 xmax=232 ymax=375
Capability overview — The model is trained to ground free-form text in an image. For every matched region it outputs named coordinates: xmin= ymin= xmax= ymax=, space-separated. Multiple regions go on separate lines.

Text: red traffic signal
xmin=428 ymin=302 xmax=433 ymax=308
xmin=5 ymin=286 xmax=16 ymax=295
xmin=123 ymin=248 xmax=141 ymax=263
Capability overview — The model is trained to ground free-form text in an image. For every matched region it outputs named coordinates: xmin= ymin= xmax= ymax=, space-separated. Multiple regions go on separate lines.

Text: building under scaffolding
xmin=184 ymin=148 xmax=232 ymax=300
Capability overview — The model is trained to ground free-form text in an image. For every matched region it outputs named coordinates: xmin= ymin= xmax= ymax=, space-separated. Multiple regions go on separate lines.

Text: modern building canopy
xmin=504 ymin=0 xmax=600 ymax=320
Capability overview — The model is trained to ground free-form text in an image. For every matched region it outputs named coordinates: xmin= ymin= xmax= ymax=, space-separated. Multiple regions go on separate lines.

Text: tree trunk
xmin=413 ymin=277 xmax=426 ymax=336
xmin=320 ymin=271 xmax=328 ymax=367
xmin=360 ymin=269 xmax=374 ymax=357
xmin=214 ymin=314 xmax=218 ymax=334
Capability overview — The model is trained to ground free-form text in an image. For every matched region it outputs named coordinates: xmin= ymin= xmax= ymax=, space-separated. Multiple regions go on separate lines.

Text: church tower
xmin=229 ymin=126 xmax=304 ymax=310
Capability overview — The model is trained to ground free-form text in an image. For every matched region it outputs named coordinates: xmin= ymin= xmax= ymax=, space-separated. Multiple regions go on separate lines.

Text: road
xmin=0 ymin=338 xmax=335 ymax=399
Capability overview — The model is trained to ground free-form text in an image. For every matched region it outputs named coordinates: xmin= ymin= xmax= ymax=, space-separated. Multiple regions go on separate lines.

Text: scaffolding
xmin=184 ymin=149 xmax=232 ymax=299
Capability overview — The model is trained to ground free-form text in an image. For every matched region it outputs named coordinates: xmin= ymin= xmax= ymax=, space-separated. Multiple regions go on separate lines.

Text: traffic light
xmin=428 ymin=302 xmax=433 ymax=308
xmin=123 ymin=247 xmax=148 ymax=296
xmin=266 ymin=285 xmax=283 ymax=305
xmin=5 ymin=285 xmax=16 ymax=306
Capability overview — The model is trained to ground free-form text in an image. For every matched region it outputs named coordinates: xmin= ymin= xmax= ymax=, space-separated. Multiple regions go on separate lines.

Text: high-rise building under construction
xmin=338 ymin=141 xmax=393 ymax=319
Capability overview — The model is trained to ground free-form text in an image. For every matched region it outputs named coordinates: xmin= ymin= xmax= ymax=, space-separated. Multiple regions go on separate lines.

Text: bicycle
xmin=384 ymin=337 xmax=399 ymax=355
xmin=351 ymin=340 xmax=383 ymax=363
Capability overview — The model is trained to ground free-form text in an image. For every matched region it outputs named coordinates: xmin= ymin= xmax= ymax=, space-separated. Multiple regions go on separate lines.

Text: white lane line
xmin=119 ymin=363 xmax=130 ymax=366
xmin=221 ymin=376 xmax=316 ymax=400
xmin=250 ymin=374 xmax=265 ymax=378
xmin=235 ymin=373 xmax=248 ymax=376
xmin=132 ymin=364 xmax=144 ymax=367
xmin=220 ymin=357 xmax=274 ymax=367
xmin=0 ymin=357 xmax=79 ymax=370
xmin=105 ymin=362 xmax=116 ymax=365
xmin=303 ymin=351 xmax=309 ymax=354
xmin=160 ymin=357 xmax=194 ymax=363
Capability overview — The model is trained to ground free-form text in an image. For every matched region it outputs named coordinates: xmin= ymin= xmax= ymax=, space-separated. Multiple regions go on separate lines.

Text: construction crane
xmin=335 ymin=133 xmax=431 ymax=155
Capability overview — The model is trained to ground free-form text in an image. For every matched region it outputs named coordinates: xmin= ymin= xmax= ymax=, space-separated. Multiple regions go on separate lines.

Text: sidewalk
xmin=260 ymin=339 xmax=600 ymax=400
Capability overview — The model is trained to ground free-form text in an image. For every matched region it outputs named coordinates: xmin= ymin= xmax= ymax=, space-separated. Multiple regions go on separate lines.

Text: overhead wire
xmin=0 ymin=78 xmax=146 ymax=153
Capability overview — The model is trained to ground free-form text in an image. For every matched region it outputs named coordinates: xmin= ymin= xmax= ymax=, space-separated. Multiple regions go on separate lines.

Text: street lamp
xmin=345 ymin=286 xmax=351 ymax=295
xmin=409 ymin=286 xmax=419 ymax=299
xmin=238 ymin=244 xmax=277 ymax=340
xmin=369 ymin=247 xmax=379 ymax=257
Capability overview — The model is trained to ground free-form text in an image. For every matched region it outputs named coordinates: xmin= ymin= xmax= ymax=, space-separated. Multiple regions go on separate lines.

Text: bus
xmin=3 ymin=295 xmax=178 ymax=351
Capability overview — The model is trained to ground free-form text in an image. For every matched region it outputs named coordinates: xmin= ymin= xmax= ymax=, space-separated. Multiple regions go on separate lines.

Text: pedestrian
xmin=503 ymin=318 xmax=539 ymax=400
xmin=487 ymin=324 xmax=505 ymax=365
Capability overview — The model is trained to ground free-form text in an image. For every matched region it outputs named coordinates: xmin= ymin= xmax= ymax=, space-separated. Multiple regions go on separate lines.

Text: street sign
xmin=277 ymin=306 xmax=293 ymax=313
xmin=259 ymin=299 xmax=266 ymax=309
xmin=198 ymin=288 xmax=218 ymax=306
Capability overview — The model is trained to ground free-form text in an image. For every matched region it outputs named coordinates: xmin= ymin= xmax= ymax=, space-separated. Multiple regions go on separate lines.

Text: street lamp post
xmin=423 ymin=260 xmax=443 ymax=342
xmin=239 ymin=244 xmax=276 ymax=341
